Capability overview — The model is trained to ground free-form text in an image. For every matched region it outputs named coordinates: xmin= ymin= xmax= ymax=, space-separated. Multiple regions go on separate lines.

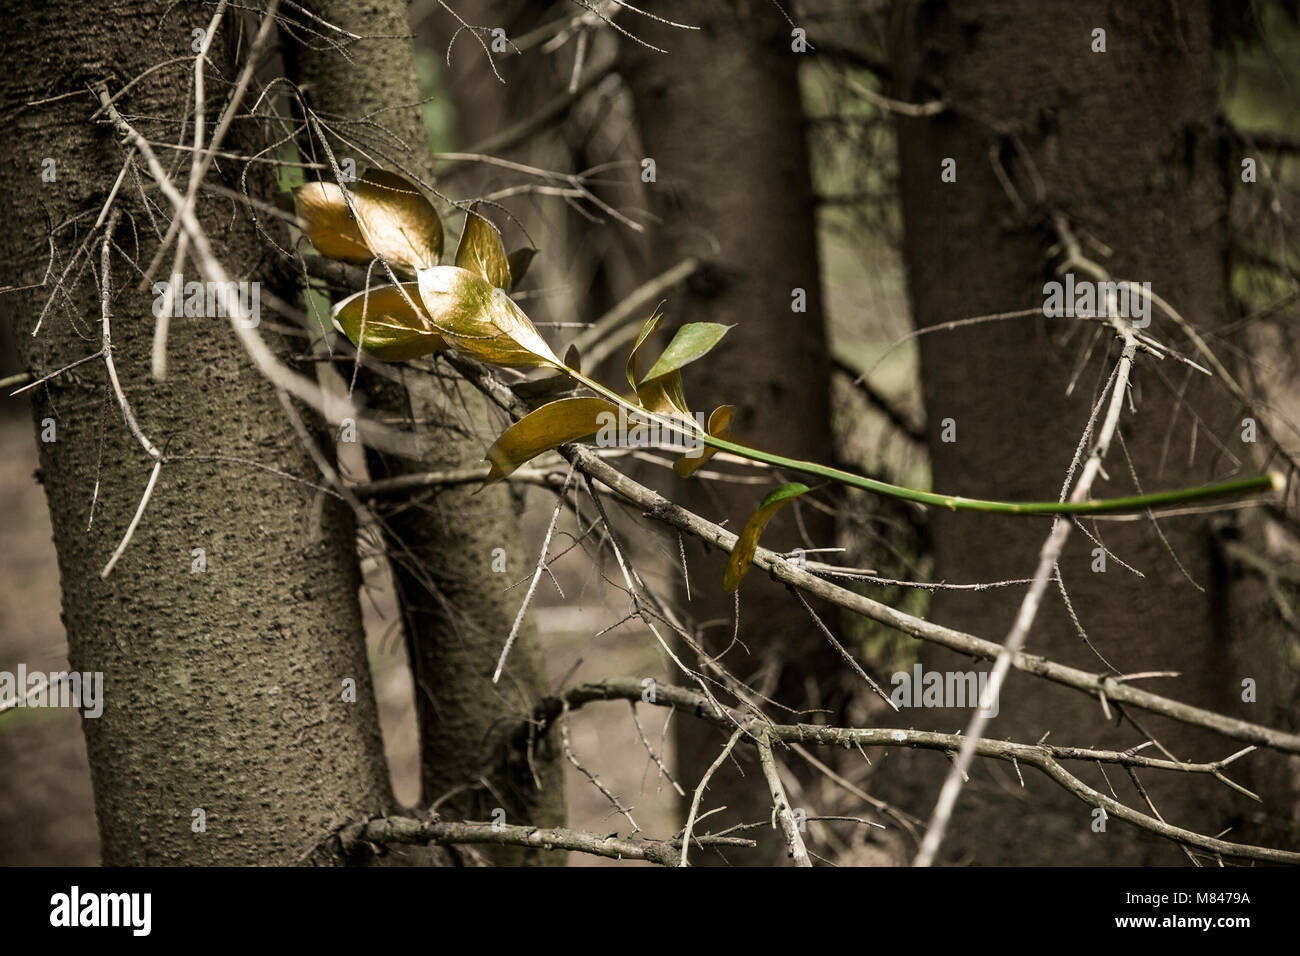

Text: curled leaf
xmin=455 ymin=204 xmax=511 ymax=290
xmin=624 ymin=310 xmax=696 ymax=421
xmin=641 ymin=322 xmax=733 ymax=383
xmin=293 ymin=169 xmax=442 ymax=272
xmin=724 ymin=482 xmax=810 ymax=592
xmin=416 ymin=266 xmax=561 ymax=369
xmin=333 ymin=284 xmax=445 ymax=361
xmin=626 ymin=310 xmax=664 ymax=392
xmin=485 ymin=397 xmax=619 ymax=482
xmin=676 ymin=404 xmax=735 ymax=478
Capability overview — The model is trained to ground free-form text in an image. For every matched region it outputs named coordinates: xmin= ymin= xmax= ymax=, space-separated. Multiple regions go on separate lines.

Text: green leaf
xmin=455 ymin=204 xmax=511 ymax=290
xmin=507 ymin=248 xmax=537 ymax=289
xmin=416 ymin=266 xmax=560 ymax=369
xmin=640 ymin=322 xmax=733 ymax=384
xmin=724 ymin=482 xmax=810 ymax=592
xmin=485 ymin=397 xmax=619 ymax=482
xmin=332 ymin=283 xmax=444 ymax=361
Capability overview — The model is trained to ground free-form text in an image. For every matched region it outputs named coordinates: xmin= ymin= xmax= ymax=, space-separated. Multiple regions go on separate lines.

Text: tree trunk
xmin=887 ymin=0 xmax=1289 ymax=864
xmin=289 ymin=0 xmax=564 ymax=864
xmin=624 ymin=0 xmax=846 ymax=863
xmin=0 ymin=0 xmax=394 ymax=864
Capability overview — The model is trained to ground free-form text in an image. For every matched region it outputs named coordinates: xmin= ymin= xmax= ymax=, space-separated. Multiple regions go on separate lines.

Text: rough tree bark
xmin=0 ymin=0 xmax=394 ymax=864
xmin=289 ymin=0 xmax=564 ymax=864
xmin=624 ymin=0 xmax=847 ymax=862
xmin=886 ymin=0 xmax=1292 ymax=864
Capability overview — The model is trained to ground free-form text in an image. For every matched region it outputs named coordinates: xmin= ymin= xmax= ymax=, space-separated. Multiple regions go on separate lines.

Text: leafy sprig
xmin=294 ymin=169 xmax=1284 ymax=589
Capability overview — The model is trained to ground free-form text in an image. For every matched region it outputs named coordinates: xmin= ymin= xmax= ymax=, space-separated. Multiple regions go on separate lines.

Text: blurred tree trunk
xmin=887 ymin=0 xmax=1292 ymax=864
xmin=624 ymin=0 xmax=847 ymax=863
xmin=290 ymin=0 xmax=564 ymax=864
xmin=0 ymin=0 xmax=394 ymax=864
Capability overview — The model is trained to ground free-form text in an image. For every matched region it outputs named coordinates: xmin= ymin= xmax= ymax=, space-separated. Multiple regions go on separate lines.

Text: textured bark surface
xmin=886 ymin=0 xmax=1291 ymax=864
xmin=0 ymin=0 xmax=395 ymax=864
xmin=624 ymin=0 xmax=846 ymax=862
xmin=290 ymin=0 xmax=564 ymax=864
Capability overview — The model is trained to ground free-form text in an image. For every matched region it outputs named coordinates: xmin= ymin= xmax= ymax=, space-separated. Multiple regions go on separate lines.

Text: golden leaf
xmin=293 ymin=169 xmax=443 ymax=272
xmin=416 ymin=266 xmax=561 ymax=369
xmin=332 ymin=284 xmax=444 ymax=361
xmin=724 ymin=483 xmax=810 ymax=592
xmin=485 ymin=397 xmax=619 ymax=483
xmin=676 ymin=404 xmax=736 ymax=478
xmin=293 ymin=181 xmax=370 ymax=263
xmin=455 ymin=204 xmax=511 ymax=290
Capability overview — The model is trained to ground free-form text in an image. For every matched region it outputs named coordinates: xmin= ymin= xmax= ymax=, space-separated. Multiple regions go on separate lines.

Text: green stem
xmin=563 ymin=367 xmax=1281 ymax=516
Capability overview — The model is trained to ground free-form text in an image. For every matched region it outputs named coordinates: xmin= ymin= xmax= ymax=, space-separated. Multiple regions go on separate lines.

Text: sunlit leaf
xmin=485 ymin=396 xmax=619 ymax=483
xmin=455 ymin=204 xmax=511 ymax=290
xmin=292 ymin=169 xmax=443 ymax=272
xmin=507 ymin=248 xmax=537 ymax=289
xmin=352 ymin=169 xmax=443 ymax=270
xmin=292 ymin=181 xmax=371 ymax=263
xmin=724 ymin=482 xmax=810 ymax=592
xmin=676 ymin=404 xmax=735 ymax=478
xmin=332 ymin=284 xmax=444 ymax=361
xmin=640 ymin=322 xmax=733 ymax=384
xmin=416 ymin=265 xmax=560 ymax=369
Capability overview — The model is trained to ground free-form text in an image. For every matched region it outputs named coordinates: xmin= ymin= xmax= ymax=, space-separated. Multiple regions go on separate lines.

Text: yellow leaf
xmin=293 ymin=169 xmax=443 ymax=272
xmin=637 ymin=370 xmax=693 ymax=419
xmin=455 ymin=204 xmax=511 ymax=290
xmin=724 ymin=483 xmax=810 ymax=592
xmin=416 ymin=266 xmax=560 ymax=369
xmin=485 ymin=397 xmax=619 ymax=482
xmin=293 ymin=181 xmax=371 ymax=263
xmin=676 ymin=404 xmax=735 ymax=478
xmin=332 ymin=284 xmax=444 ymax=361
